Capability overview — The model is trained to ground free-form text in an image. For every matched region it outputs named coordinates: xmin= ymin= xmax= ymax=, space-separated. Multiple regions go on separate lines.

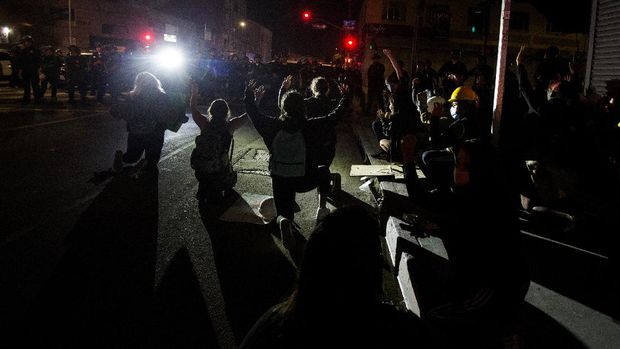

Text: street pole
xmin=68 ymin=0 xmax=72 ymax=45
xmin=491 ymin=0 xmax=511 ymax=146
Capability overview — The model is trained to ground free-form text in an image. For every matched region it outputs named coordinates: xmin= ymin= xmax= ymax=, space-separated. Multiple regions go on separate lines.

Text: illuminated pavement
xmin=0 ymin=89 xmax=376 ymax=347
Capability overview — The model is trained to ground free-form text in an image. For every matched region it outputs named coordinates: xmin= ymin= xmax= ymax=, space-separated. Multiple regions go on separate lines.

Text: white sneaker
xmin=316 ymin=207 xmax=331 ymax=222
xmin=277 ymin=216 xmax=295 ymax=250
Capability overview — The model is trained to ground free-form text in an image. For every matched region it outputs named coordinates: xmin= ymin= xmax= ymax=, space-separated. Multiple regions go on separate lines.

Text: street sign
xmin=343 ymin=20 xmax=356 ymax=30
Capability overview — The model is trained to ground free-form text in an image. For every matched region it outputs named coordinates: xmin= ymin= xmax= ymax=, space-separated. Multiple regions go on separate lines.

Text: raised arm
xmin=190 ymin=81 xmax=208 ymax=130
xmin=515 ymin=45 xmax=540 ymax=114
xmin=383 ymin=49 xmax=402 ymax=81
xmin=277 ymin=75 xmax=293 ymax=110
xmin=244 ymin=81 xmax=278 ymax=142
xmin=307 ymin=83 xmax=351 ymax=126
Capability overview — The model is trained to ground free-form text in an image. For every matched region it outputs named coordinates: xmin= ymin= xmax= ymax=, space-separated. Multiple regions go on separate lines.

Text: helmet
xmin=21 ymin=35 xmax=33 ymax=43
xmin=448 ymin=86 xmax=478 ymax=103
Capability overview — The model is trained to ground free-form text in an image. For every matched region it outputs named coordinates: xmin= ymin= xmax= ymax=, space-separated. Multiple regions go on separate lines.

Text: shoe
xmin=128 ymin=159 xmax=147 ymax=178
xmin=316 ymin=207 xmax=331 ymax=222
xmin=330 ymin=173 xmax=341 ymax=193
xmin=293 ymin=201 xmax=301 ymax=213
xmin=112 ymin=150 xmax=123 ymax=173
xmin=277 ymin=216 xmax=295 ymax=250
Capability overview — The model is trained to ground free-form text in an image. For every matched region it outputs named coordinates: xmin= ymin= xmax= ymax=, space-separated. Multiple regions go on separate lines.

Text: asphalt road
xmin=0 ymin=88 xmax=379 ymax=347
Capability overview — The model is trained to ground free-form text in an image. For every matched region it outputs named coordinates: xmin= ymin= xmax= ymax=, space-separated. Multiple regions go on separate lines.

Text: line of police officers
xmin=11 ymin=36 xmax=122 ymax=105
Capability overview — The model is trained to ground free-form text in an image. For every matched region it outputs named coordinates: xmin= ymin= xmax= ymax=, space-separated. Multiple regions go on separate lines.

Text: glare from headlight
xmin=155 ymin=49 xmax=184 ymax=69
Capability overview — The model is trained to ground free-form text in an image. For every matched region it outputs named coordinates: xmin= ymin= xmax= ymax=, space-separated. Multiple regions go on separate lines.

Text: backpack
xmin=270 ymin=130 xmax=306 ymax=177
xmin=191 ymin=125 xmax=237 ymax=188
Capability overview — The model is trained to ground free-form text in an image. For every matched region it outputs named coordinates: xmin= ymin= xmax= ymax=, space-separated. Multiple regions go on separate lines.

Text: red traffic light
xmin=302 ymin=11 xmax=312 ymax=21
xmin=144 ymin=33 xmax=153 ymax=42
xmin=344 ymin=36 xmax=357 ymax=49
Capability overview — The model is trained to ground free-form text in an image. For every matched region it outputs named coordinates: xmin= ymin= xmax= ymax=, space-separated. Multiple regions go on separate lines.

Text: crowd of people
xmin=45 ymin=34 xmax=617 ymax=346
xmin=7 ymin=35 xmax=365 ymax=110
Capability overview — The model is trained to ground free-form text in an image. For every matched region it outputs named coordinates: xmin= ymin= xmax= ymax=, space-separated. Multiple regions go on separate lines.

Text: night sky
xmin=246 ymin=0 xmax=590 ymax=58
xmin=247 ymin=0 xmax=364 ymax=57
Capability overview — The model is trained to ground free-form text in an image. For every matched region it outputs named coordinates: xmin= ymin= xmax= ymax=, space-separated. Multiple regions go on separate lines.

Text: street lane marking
xmin=520 ymin=230 xmax=609 ymax=260
xmin=0 ymin=113 xmax=106 ymax=132
xmin=0 ymin=107 xmax=107 ymax=113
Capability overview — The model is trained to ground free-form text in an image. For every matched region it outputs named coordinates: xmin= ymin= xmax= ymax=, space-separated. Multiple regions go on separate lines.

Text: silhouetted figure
xmin=16 ymin=36 xmax=41 ymax=104
xmin=240 ymin=206 xmax=430 ymax=348
xmin=110 ymin=72 xmax=176 ymax=175
xmin=244 ymin=79 xmax=350 ymax=249
xmin=190 ymin=81 xmax=248 ymax=202
xmin=428 ymin=140 xmax=530 ymax=347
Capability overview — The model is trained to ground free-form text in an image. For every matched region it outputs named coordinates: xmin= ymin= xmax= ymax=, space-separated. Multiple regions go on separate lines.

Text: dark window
xmin=467 ymin=8 xmax=484 ymax=34
xmin=546 ymin=21 xmax=562 ymax=33
xmin=382 ymin=1 xmax=407 ymax=22
xmin=102 ymin=24 xmax=114 ymax=34
xmin=430 ymin=6 xmax=451 ymax=39
xmin=510 ymin=12 xmax=530 ymax=31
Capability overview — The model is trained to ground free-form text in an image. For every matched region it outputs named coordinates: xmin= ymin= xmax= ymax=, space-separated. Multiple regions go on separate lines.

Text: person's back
xmin=429 ymin=140 xmax=529 ymax=346
xmin=240 ymin=207 xmax=430 ymax=349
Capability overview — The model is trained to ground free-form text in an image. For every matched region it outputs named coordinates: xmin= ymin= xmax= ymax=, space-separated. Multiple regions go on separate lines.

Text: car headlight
xmin=155 ymin=49 xmax=184 ymax=70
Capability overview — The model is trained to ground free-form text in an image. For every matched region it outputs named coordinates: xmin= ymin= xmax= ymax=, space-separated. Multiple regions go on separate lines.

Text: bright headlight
xmin=155 ymin=49 xmax=184 ymax=69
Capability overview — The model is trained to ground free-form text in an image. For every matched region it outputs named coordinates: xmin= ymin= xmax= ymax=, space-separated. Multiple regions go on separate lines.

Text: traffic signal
xmin=344 ymin=36 xmax=357 ymax=50
xmin=302 ymin=11 xmax=312 ymax=22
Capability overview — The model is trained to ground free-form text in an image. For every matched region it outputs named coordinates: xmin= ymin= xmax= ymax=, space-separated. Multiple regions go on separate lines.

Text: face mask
xmin=450 ymin=105 xmax=460 ymax=119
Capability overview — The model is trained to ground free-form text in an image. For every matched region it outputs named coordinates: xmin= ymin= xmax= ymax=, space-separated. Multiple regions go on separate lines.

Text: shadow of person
xmin=197 ymin=190 xmax=298 ymax=344
xmin=149 ymin=247 xmax=219 ymax=348
xmin=21 ymin=171 xmax=160 ymax=347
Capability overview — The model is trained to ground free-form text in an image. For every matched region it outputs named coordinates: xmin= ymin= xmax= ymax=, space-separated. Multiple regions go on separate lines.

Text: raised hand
xmin=281 ymin=75 xmax=293 ymax=90
xmin=254 ymin=85 xmax=266 ymax=104
xmin=516 ymin=45 xmax=526 ymax=66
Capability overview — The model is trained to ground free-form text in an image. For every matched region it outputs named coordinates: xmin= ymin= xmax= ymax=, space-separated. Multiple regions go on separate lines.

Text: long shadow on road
xmin=19 ymin=172 xmax=160 ymax=347
xmin=198 ymin=192 xmax=297 ymax=345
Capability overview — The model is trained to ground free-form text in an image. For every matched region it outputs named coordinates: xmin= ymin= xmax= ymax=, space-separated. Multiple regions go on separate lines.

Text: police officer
xmin=17 ymin=36 xmax=41 ymax=104
xmin=90 ymin=43 xmax=106 ymax=103
xmin=38 ymin=46 xmax=62 ymax=103
xmin=104 ymin=45 xmax=121 ymax=102
xmin=65 ymin=45 xmax=88 ymax=104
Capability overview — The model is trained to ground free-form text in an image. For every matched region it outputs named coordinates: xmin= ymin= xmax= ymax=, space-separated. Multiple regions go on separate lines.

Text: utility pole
xmin=68 ymin=0 xmax=72 ymax=45
xmin=491 ymin=0 xmax=511 ymax=146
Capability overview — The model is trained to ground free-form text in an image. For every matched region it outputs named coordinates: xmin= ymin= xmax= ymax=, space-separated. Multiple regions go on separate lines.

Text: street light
xmin=239 ymin=21 xmax=246 ymax=28
xmin=2 ymin=27 xmax=10 ymax=35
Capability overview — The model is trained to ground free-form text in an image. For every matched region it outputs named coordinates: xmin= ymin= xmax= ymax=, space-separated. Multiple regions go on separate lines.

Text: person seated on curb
xmin=421 ymin=86 xmax=486 ymax=193
xmin=240 ymin=206 xmax=431 ymax=349
xmin=427 ymin=139 xmax=530 ymax=347
xmin=371 ymin=49 xmax=426 ymax=199
xmin=189 ymin=81 xmax=250 ymax=203
xmin=244 ymin=79 xmax=351 ymax=249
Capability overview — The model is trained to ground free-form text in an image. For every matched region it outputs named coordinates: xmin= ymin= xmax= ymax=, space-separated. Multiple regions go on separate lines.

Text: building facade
xmin=358 ymin=0 xmax=589 ymax=85
xmin=0 ymin=0 xmax=271 ymax=58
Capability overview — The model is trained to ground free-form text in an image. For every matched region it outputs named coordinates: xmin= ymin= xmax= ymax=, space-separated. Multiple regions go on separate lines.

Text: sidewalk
xmin=351 ymin=118 xmax=620 ymax=348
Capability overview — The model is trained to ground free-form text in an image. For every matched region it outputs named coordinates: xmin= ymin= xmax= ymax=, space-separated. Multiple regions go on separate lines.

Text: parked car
xmin=0 ymin=49 xmax=12 ymax=80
